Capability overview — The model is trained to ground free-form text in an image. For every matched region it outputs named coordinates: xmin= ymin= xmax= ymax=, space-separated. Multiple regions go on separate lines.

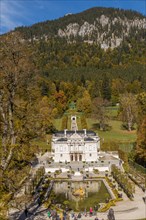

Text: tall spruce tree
xmin=102 ymin=74 xmax=111 ymax=100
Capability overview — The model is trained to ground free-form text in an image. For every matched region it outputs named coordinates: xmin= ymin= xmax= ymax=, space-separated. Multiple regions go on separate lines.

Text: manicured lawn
xmin=106 ymin=106 xmax=119 ymax=118
xmin=53 ymin=112 xmax=83 ymax=130
xmin=67 ymin=116 xmax=71 ymax=130
xmin=53 ymin=118 xmax=62 ymax=131
xmin=86 ymin=118 xmax=137 ymax=143
xmin=76 ymin=115 xmax=82 ymax=130
xmin=119 ymin=143 xmax=134 ymax=153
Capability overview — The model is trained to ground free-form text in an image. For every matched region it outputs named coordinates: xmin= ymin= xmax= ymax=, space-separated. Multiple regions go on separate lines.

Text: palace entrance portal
xmin=70 ymin=153 xmax=82 ymax=162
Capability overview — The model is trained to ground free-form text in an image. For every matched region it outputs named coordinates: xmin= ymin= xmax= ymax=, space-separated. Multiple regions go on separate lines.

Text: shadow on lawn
xmin=91 ymin=123 xmax=112 ymax=131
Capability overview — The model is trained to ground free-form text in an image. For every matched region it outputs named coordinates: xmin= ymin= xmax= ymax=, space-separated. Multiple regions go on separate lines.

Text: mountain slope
xmin=15 ymin=7 xmax=146 ymax=49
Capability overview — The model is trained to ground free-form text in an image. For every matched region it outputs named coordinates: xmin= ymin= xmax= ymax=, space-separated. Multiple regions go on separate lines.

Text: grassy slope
xmin=53 ymin=118 xmax=62 ymax=131
xmin=53 ymin=107 xmax=137 ymax=144
xmin=86 ymin=118 xmax=137 ymax=143
xmin=86 ymin=105 xmax=136 ymax=145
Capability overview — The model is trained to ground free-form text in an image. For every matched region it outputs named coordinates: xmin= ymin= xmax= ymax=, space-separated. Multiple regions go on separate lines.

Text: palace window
xmin=90 ymin=154 xmax=92 ymax=157
xmin=79 ymin=145 xmax=82 ymax=151
xmin=60 ymin=154 xmax=63 ymax=157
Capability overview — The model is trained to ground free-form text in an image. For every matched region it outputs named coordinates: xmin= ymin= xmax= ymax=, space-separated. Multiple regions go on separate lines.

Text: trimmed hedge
xmin=112 ymin=165 xmax=135 ymax=199
xmin=61 ymin=115 xmax=68 ymax=129
xmin=80 ymin=115 xmax=88 ymax=129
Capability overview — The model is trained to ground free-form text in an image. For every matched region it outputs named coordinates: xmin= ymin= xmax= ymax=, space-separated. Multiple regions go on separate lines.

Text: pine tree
xmin=102 ymin=74 xmax=111 ymax=100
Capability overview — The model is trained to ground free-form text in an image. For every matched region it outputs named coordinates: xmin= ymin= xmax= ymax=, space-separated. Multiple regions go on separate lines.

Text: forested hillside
xmin=15 ymin=7 xmax=145 ymax=50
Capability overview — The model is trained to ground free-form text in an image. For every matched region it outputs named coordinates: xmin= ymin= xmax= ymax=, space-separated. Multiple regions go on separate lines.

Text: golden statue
xmin=72 ymin=187 xmax=85 ymax=197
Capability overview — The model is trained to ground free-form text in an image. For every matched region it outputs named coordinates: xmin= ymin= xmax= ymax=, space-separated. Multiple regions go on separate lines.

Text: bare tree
xmin=119 ymin=93 xmax=137 ymax=131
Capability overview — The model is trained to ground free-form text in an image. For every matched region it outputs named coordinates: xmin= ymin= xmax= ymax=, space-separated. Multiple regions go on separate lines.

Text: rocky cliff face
xmin=58 ymin=14 xmax=146 ymax=49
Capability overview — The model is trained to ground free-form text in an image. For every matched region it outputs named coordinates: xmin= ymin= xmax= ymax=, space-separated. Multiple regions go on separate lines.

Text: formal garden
xmin=3 ymin=105 xmax=145 ymax=220
xmin=32 ymin=105 xmax=145 ymax=191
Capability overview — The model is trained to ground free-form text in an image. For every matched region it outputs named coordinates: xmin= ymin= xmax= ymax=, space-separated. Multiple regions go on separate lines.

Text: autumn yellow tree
xmin=77 ymin=90 xmax=92 ymax=115
xmin=0 ymin=33 xmax=39 ymax=215
xmin=0 ymin=33 xmax=35 ymax=171
xmin=135 ymin=116 xmax=146 ymax=166
xmin=119 ymin=93 xmax=137 ymax=131
xmin=135 ymin=92 xmax=146 ymax=166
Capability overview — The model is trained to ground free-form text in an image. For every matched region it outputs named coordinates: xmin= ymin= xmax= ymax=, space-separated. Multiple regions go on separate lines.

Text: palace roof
xmin=54 ymin=130 xmax=97 ymax=137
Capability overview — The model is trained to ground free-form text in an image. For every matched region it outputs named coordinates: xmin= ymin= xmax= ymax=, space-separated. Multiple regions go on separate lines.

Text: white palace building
xmin=52 ymin=116 xmax=100 ymax=163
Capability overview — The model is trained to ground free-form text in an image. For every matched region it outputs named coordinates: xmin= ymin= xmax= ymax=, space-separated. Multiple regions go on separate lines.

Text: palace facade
xmin=52 ymin=129 xmax=100 ymax=163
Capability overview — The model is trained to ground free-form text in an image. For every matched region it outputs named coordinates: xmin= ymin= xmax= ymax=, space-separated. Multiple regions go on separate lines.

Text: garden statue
xmin=72 ymin=187 xmax=85 ymax=197
xmin=107 ymin=208 xmax=115 ymax=220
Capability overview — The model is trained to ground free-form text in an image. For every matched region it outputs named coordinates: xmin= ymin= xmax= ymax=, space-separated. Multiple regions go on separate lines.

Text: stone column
xmin=77 ymin=154 xmax=79 ymax=161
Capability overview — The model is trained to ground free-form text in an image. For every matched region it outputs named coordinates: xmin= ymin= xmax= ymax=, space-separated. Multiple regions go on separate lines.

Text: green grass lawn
xmin=86 ymin=118 xmax=136 ymax=143
xmin=119 ymin=143 xmax=134 ymax=152
xmin=106 ymin=106 xmax=119 ymax=118
xmin=67 ymin=116 xmax=71 ymax=130
xmin=53 ymin=118 xmax=62 ymax=131
xmin=54 ymin=111 xmax=83 ymax=131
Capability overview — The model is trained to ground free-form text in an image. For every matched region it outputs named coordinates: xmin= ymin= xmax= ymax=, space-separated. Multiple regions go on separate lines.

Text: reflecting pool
xmin=53 ymin=180 xmax=111 ymax=211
